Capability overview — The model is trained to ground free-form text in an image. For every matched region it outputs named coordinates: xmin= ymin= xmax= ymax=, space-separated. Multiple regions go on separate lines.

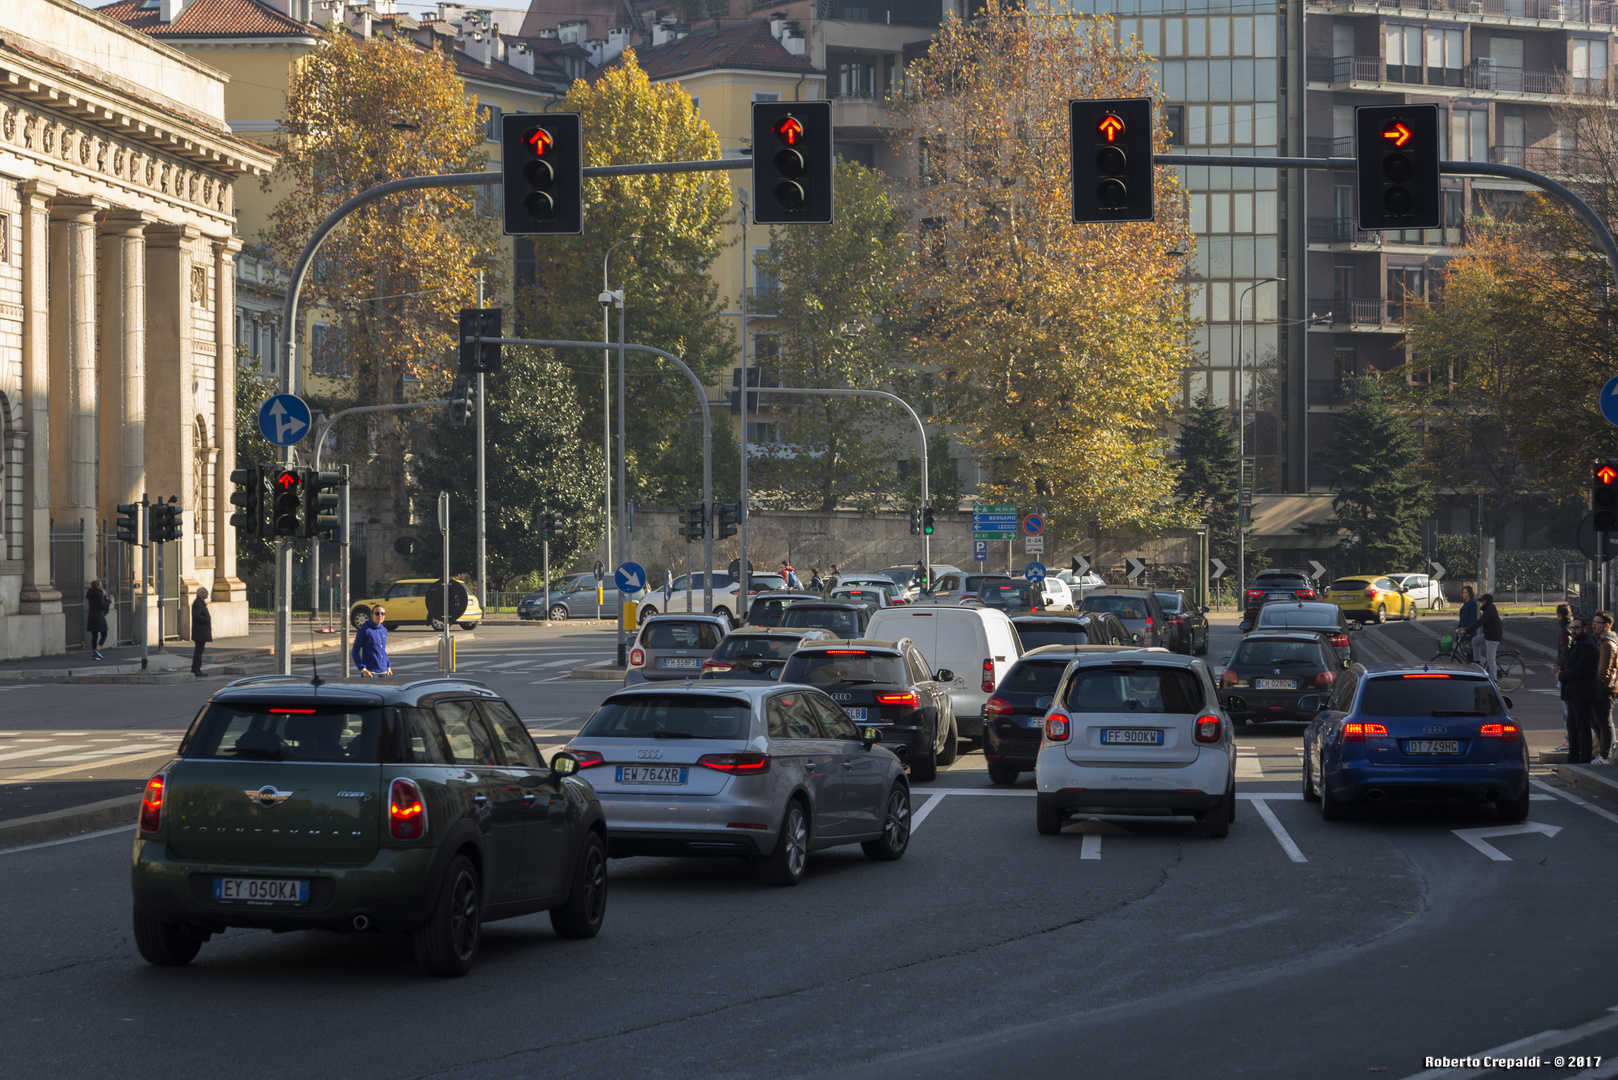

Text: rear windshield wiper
xmin=652 ymin=730 xmax=710 ymax=739
xmin=1431 ymin=710 xmax=1488 ymax=717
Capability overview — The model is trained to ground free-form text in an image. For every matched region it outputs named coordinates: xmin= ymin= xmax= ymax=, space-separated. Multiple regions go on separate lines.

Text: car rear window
xmin=1064 ymin=666 xmax=1205 ymax=713
xmin=1082 ymin=596 xmax=1148 ymax=620
xmin=1001 ymin=659 xmax=1071 ymax=695
xmin=981 ymin=583 xmax=1036 ymax=606
xmin=1329 ymin=578 xmax=1372 ymax=591
xmin=1360 ymin=676 xmax=1503 ymax=717
xmin=1233 ymin=639 xmax=1326 ymax=667
xmin=781 ymin=608 xmax=862 ymax=637
xmin=750 ymin=598 xmax=799 ymax=620
xmin=581 ymin=694 xmax=753 ymax=739
xmin=712 ymin=635 xmax=801 ymax=661
xmin=642 ymin=621 xmax=723 ymax=649
xmin=1154 ymin=592 xmax=1184 ymax=612
xmin=780 ymin=651 xmax=909 ymax=686
xmin=833 ymin=588 xmax=887 ymax=604
xmin=1257 ymin=610 xmax=1338 ymax=631
xmin=185 ymin=703 xmax=386 ymax=763
xmin=1016 ymin=621 xmax=1091 ymax=648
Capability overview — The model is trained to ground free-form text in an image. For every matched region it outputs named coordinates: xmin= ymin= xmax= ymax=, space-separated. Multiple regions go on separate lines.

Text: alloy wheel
xmin=784 ymin=807 xmax=807 ymax=876
xmin=449 ymin=870 xmax=479 ymax=961
xmin=885 ymin=790 xmax=911 ymax=850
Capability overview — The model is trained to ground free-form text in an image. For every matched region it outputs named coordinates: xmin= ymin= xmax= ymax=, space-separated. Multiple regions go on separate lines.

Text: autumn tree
xmin=892 ymin=3 xmax=1198 ymax=548
xmin=266 ymin=30 xmax=498 ymax=512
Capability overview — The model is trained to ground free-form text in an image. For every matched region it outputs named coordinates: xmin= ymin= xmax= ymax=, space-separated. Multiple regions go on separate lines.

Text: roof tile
xmin=97 ymin=0 xmax=316 ymax=37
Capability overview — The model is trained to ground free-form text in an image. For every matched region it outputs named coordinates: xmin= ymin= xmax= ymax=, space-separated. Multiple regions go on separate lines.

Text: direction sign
xmin=614 ymin=561 xmax=648 ymax=596
xmin=1025 ymin=535 xmax=1044 ymax=554
xmin=257 ymin=394 xmax=311 ymax=447
xmin=1071 ymin=556 xmax=1091 ymax=576
xmin=1602 ymin=375 xmax=1618 ymax=427
xmin=1210 ymin=558 xmax=1228 ymax=580
xmin=972 ymin=503 xmax=1018 ymax=541
xmin=1022 ymin=513 xmax=1045 ymax=536
xmin=1024 ymin=561 xmax=1047 ymax=582
xmin=972 ymin=540 xmax=988 ymax=563
xmin=1308 ymin=560 xmax=1328 ymax=581
xmin=1125 ymin=557 xmax=1146 ymax=581
xmin=1429 ymin=560 xmax=1446 ymax=582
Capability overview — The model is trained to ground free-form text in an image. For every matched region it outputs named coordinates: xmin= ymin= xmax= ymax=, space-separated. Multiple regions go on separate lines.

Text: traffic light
xmin=501 ymin=111 xmax=583 ymax=235
xmin=228 ymin=467 xmax=263 ymax=536
xmin=1355 ymin=103 xmax=1440 ymax=231
xmin=1070 ymin=98 xmax=1154 ymax=224
xmin=271 ymin=469 xmax=303 ymax=538
xmin=752 ymin=101 xmax=833 ymax=225
xmin=539 ymin=511 xmax=565 ymax=543
xmin=1595 ymin=461 xmax=1618 ymax=532
xmin=909 ymin=507 xmax=922 ymax=536
xmin=715 ymin=502 xmax=739 ymax=539
xmin=457 ymin=308 xmax=502 ymax=375
xmin=151 ymin=501 xmax=183 ymax=543
xmin=450 ymin=379 xmax=472 ymax=427
xmin=304 ymin=469 xmax=340 ymax=540
xmin=115 ymin=503 xmax=141 ymax=546
xmin=922 ymin=506 xmax=935 ymax=536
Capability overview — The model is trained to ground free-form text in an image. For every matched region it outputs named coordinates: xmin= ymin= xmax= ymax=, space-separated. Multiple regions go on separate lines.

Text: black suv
xmin=1242 ymin=569 xmax=1318 ymax=624
xmin=779 ymin=601 xmax=878 ymax=639
xmin=1219 ymin=631 xmax=1343 ymax=725
xmin=1012 ymin=612 xmax=1132 ymax=649
xmin=746 ymin=593 xmax=824 ymax=628
xmin=1155 ymin=590 xmax=1211 ymax=655
xmin=983 ymin=643 xmax=1143 ymax=784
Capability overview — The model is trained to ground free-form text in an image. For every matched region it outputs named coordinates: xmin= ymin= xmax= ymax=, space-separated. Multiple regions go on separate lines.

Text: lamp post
xmin=601 ymin=236 xmax=639 ymax=595
xmin=1234 ymin=277 xmax=1280 ymax=599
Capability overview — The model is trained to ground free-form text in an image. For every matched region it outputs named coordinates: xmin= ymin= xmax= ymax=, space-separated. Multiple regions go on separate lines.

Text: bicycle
xmin=1433 ymin=633 xmax=1527 ymax=692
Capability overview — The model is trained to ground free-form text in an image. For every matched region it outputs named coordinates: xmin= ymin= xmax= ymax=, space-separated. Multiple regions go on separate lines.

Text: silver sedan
xmin=561 ymin=683 xmax=912 ymax=885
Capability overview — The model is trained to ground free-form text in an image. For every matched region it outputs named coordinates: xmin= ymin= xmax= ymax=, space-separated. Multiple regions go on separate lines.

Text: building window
xmin=1384 ymin=24 xmax=1421 ymax=83
xmin=752 ymin=90 xmax=781 ymax=102
xmin=1333 ymin=264 xmax=1355 ymax=300
xmin=478 ymin=103 xmax=502 ymax=142
xmin=1388 ymin=266 xmax=1425 ymax=321
xmin=1573 ymin=38 xmax=1610 ymax=94
xmin=514 ymin=236 xmax=537 ymax=290
xmin=311 ymin=322 xmax=346 ymax=377
xmin=1449 ymin=108 xmax=1486 ymax=163
xmin=0 ymin=213 xmax=9 ymax=263
xmin=1424 ymin=27 xmax=1462 ymax=87
xmin=834 ymin=142 xmax=874 ymax=167
xmin=1164 ymin=105 xmax=1185 ymax=146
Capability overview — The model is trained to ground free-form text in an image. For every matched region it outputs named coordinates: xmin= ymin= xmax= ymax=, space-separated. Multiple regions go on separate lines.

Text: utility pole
xmin=476 ymin=270 xmax=487 ymax=613
xmin=438 ymin=491 xmax=451 ymax=673
xmin=738 ymin=189 xmax=751 ymax=603
xmin=339 ymin=467 xmax=351 ymax=678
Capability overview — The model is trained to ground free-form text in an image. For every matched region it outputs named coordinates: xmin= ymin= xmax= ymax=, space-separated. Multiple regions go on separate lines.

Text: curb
xmin=1555 ymin=762 xmax=1618 ymax=798
xmin=68 ymin=671 xmax=195 ymax=685
xmin=570 ymin=667 xmax=625 ymax=681
xmin=0 ymin=793 xmax=141 ymax=850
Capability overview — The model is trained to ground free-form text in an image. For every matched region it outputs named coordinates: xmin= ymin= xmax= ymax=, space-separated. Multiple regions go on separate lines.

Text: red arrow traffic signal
xmin=1598 ymin=465 xmax=1617 ymax=485
xmin=525 ymin=127 xmax=553 ymax=155
xmin=1097 ymin=114 xmax=1124 ymax=142
xmin=1382 ymin=122 xmax=1413 ymax=147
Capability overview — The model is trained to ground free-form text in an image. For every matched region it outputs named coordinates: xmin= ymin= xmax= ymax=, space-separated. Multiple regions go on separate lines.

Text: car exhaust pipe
xmin=1482 ymin=788 xmax=1501 ymax=802
xmin=350 ymin=913 xmax=372 ymax=932
xmin=1364 ymin=788 xmax=1387 ymax=802
xmin=890 ymin=744 xmax=909 ymax=760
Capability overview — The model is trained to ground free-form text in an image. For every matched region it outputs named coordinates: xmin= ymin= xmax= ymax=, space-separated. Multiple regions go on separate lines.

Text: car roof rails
xmin=223 ymin=674 xmax=307 ymax=689
xmin=400 ymin=676 xmax=491 ymax=692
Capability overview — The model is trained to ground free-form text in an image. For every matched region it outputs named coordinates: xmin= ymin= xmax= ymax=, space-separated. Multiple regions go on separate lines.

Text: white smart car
xmin=1033 ymin=652 xmax=1235 ymax=837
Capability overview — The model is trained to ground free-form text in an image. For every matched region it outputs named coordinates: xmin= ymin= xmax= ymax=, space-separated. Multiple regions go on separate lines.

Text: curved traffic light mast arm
xmin=310 ymin=400 xmax=451 ymax=472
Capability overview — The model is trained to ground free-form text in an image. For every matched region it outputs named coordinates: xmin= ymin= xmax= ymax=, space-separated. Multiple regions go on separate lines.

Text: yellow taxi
xmin=1321 ymin=575 xmax=1417 ymax=623
xmin=350 ymin=578 xmax=482 ymax=631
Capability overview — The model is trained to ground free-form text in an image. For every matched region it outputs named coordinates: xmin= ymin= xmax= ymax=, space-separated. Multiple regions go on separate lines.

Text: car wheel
xmin=639 ymin=606 xmax=658 ymax=620
xmin=1195 ymin=637 xmax=1209 ymax=656
xmin=549 ymin=605 xmax=569 ymax=622
xmin=1302 ymin=748 xmax=1320 ymax=802
xmin=936 ymin=713 xmax=959 ymax=766
xmin=549 ymin=831 xmax=608 ymax=939
xmin=458 ymin=622 xmax=478 ymax=631
xmin=1035 ymin=794 xmax=1066 ymax=835
xmin=1205 ymin=790 xmax=1232 ymax=838
xmin=714 ymin=606 xmax=734 ymax=627
xmin=757 ymin=800 xmax=809 ymax=886
xmin=861 ymin=786 xmax=911 ymax=861
xmin=1374 ymin=604 xmax=1387 ymax=624
xmin=910 ymin=740 xmax=938 ymax=783
xmin=987 ymin=761 xmax=1019 ymax=785
xmin=430 ymin=617 xmax=447 ymax=632
xmin=412 ymin=854 xmax=481 ymax=977
xmin=350 ymin=607 xmax=371 ymax=630
xmin=1498 ymin=789 xmax=1531 ymax=822
xmin=1320 ymin=771 xmax=1351 ymax=821
xmin=132 ymin=910 xmax=203 ymax=967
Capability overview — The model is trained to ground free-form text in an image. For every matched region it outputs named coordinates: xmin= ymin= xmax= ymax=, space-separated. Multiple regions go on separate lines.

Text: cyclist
xmin=1474 ymin=592 xmax=1503 ymax=682
xmin=1454 ymin=584 xmax=1479 ymax=663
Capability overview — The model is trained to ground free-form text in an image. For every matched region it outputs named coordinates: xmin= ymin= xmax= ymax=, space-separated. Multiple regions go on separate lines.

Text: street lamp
xmin=601 ymin=235 xmax=639 ymax=584
xmin=604 ymin=235 xmax=638 ymax=667
xmin=1234 ymin=276 xmax=1280 ymax=599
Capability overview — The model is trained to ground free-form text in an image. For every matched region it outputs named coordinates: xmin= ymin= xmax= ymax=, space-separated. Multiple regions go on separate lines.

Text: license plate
xmin=213 ymin=877 xmax=309 ymax=904
xmin=1267 ymin=592 xmax=1292 ymax=600
xmin=1403 ymin=739 xmax=1462 ymax=754
xmin=616 ymin=766 xmax=688 ymax=784
xmin=843 ymin=707 xmax=867 ymax=721
xmin=1254 ymin=679 xmax=1297 ymax=689
xmin=1101 ymin=729 xmax=1165 ymax=745
xmin=660 ymin=657 xmax=701 ymax=669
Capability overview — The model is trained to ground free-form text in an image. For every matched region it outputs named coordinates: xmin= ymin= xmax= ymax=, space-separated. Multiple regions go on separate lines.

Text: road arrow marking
xmin=1452 ymin=820 xmax=1561 ymax=861
xmin=1308 ymin=560 xmax=1327 ymax=580
xmin=1210 ymin=558 xmax=1227 ymax=580
xmin=1125 ymin=557 xmax=1146 ymax=580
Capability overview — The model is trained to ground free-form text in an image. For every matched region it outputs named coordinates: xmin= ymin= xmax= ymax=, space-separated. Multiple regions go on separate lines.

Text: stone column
xmin=97 ymin=211 xmax=149 ymax=519
xmin=16 ymin=181 xmax=60 ymax=640
xmin=209 ymin=236 xmax=247 ymax=638
xmin=144 ymin=224 xmax=198 ymax=642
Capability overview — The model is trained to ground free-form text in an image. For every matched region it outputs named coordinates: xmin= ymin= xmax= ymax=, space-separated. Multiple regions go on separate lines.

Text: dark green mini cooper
xmin=130 ymin=676 xmax=607 ymax=976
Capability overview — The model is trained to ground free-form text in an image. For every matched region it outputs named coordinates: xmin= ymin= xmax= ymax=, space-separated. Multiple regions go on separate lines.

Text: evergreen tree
xmin=1309 ymin=378 xmax=1432 ymax=572
xmin=1174 ymin=389 xmax=1240 ymax=565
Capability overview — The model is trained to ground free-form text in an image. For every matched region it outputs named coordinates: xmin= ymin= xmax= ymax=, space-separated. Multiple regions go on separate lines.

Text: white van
xmin=866 ymin=606 xmax=1023 ymax=739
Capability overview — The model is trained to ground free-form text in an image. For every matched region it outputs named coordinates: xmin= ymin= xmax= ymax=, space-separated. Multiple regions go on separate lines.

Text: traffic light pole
xmin=340 ymin=467 xmax=351 ymax=679
xmin=476 ymin=271 xmax=487 ymax=617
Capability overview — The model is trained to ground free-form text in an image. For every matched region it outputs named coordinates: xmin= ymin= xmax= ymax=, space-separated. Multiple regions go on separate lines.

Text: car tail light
xmin=1401 ymin=673 xmax=1450 ymax=679
xmin=877 ymin=692 xmax=919 ymax=707
xmin=1330 ymin=633 xmax=1350 ymax=649
xmin=985 ymin=696 xmax=1013 ymax=717
xmin=388 ymin=778 xmax=428 ymax=841
xmin=1044 ymin=713 xmax=1071 ymax=742
xmin=1145 ymin=617 xmax=1154 ymax=629
xmin=700 ymin=659 xmax=732 ymax=672
xmin=1220 ymin=669 xmax=1241 ymax=688
xmin=697 ymin=752 xmax=770 ymax=774
xmin=1193 ymin=715 xmax=1222 ymax=743
xmin=630 ymin=648 xmax=644 ymax=666
xmin=1246 ymin=588 xmax=1263 ymax=599
xmin=982 ymin=658 xmax=996 ymax=693
xmin=1295 ymin=588 xmax=1315 ymax=599
xmin=1343 ymin=722 xmax=1389 ymax=741
xmin=1364 ymin=588 xmax=1378 ymax=599
xmin=139 ymin=773 xmax=165 ymax=834
xmin=570 ymin=750 xmax=607 ymax=770
xmin=1314 ymin=670 xmax=1336 ymax=686
xmin=1480 ymin=722 xmax=1521 ymax=742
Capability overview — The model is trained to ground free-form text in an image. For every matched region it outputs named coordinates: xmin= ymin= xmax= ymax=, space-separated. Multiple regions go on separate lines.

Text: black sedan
xmin=1155 ymin=590 xmax=1210 ymax=655
xmin=698 ymin=627 xmax=835 ymax=682
xmin=779 ymin=638 xmax=959 ymax=782
xmin=1011 ymin=612 xmax=1132 ymax=649
xmin=1219 ymin=632 xmax=1344 ymax=725
xmin=746 ymin=593 xmax=824 ymax=628
xmin=982 ymin=643 xmax=1142 ymax=784
xmin=779 ymin=601 xmax=878 ymax=639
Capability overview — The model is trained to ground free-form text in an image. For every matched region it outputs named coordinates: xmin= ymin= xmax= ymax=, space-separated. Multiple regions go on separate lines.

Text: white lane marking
xmin=488 ymin=660 xmax=533 ymax=669
xmin=1247 ymin=797 xmax=1308 ymax=863
xmin=10 ymin=746 xmax=178 ymax=781
xmin=1531 ymin=777 xmax=1618 ymax=826
xmin=908 ymin=792 xmax=946 ymax=834
xmin=1235 ymin=753 xmax=1265 ymax=779
xmin=0 ymin=823 xmax=135 ymax=854
xmin=535 ymin=657 xmax=588 ymax=669
xmin=1400 ymin=1005 xmax=1618 ymax=1080
xmin=1080 ymin=833 xmax=1102 ymax=859
xmin=36 ymin=743 xmax=172 ymax=763
xmin=1451 ymin=821 xmax=1562 ymax=862
xmin=0 ymin=744 xmax=70 ymax=763
xmin=920 ymin=788 xmax=1036 ymax=797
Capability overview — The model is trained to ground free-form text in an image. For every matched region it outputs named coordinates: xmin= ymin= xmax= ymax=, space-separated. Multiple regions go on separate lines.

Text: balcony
xmin=1307 ymin=216 xmax=1378 ymax=245
xmin=1308 ymin=379 xmax=1356 ymax=407
xmin=1307 ymin=216 xmax=1463 ymax=248
xmin=1306 ymin=135 xmax=1354 ymax=158
xmin=744 ymin=286 xmax=783 ymax=316
xmin=1308 ymin=54 xmax=1617 ymax=98
xmin=1309 ymin=297 xmax=1416 ymax=329
xmin=829 ymin=93 xmax=892 ymax=130
xmin=1306 ymin=0 xmax=1618 ymax=22
xmin=1490 ymin=142 xmax=1602 ymax=175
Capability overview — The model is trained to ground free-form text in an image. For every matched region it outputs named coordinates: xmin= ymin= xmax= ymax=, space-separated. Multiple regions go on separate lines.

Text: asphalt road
xmin=4 ymin=617 xmax=1614 ymax=1079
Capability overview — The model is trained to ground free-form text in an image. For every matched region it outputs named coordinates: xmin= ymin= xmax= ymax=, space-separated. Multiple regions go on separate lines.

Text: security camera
xmin=598 ymin=291 xmax=614 ymax=306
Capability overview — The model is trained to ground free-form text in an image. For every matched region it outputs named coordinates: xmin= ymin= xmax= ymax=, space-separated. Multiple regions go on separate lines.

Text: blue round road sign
xmin=1023 ymin=513 xmax=1045 ymax=536
xmin=1024 ymin=561 xmax=1047 ymax=582
xmin=1602 ymin=376 xmax=1618 ymax=427
xmin=614 ymin=561 xmax=648 ymax=595
xmin=257 ymin=394 xmax=312 ymax=447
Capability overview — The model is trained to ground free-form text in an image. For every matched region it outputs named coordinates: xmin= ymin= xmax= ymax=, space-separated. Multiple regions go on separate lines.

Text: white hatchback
xmin=1033 ymin=652 xmax=1235 ymax=837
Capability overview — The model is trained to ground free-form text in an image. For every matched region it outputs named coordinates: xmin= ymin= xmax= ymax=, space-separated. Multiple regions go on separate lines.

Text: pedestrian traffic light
xmin=1355 ymin=103 xmax=1440 ymax=231
xmin=1070 ymin=98 xmax=1154 ymax=224
xmin=752 ymin=101 xmax=833 ymax=225
xmin=450 ymin=379 xmax=472 ymax=427
xmin=1595 ymin=461 xmax=1618 ymax=532
xmin=228 ymin=467 xmax=263 ymax=536
xmin=716 ymin=502 xmax=739 ymax=540
xmin=909 ymin=507 xmax=922 ymax=536
xmin=115 ymin=502 xmax=142 ymax=546
xmin=271 ymin=469 xmax=303 ymax=538
xmin=151 ymin=501 xmax=184 ymax=543
xmin=922 ymin=506 xmax=935 ymax=536
xmin=458 ymin=308 xmax=502 ymax=375
xmin=501 ymin=112 xmax=583 ymax=235
xmin=304 ymin=469 xmax=340 ymax=540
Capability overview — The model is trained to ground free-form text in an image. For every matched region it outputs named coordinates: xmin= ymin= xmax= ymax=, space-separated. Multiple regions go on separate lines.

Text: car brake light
xmin=1364 ymin=588 xmax=1378 ymax=599
xmin=1193 ymin=715 xmax=1222 ymax=743
xmin=139 ymin=773 xmax=165 ymax=833
xmin=982 ymin=658 xmax=996 ymax=693
xmin=1314 ymin=670 xmax=1336 ymax=686
xmin=1044 ymin=713 xmax=1071 ymax=742
xmin=700 ymin=659 xmax=732 ymax=671
xmin=1246 ymin=589 xmax=1263 ymax=598
xmin=1296 ymin=588 xmax=1314 ymax=599
xmin=825 ymin=650 xmax=869 ymax=655
xmin=388 ymin=778 xmax=427 ymax=841
xmin=696 ymin=752 xmax=770 ymax=774
xmin=1342 ymin=722 xmax=1389 ymax=741
xmin=1401 ymin=673 xmax=1449 ymax=679
xmin=630 ymin=648 xmax=644 ymax=666
xmin=985 ymin=696 xmax=1013 ymax=717
xmin=570 ymin=750 xmax=607 ymax=769
xmin=1146 ymin=617 xmax=1153 ymax=627
xmin=876 ymin=692 xmax=919 ymax=707
xmin=1480 ymin=722 xmax=1521 ymax=742
xmin=1220 ymin=669 xmax=1240 ymax=688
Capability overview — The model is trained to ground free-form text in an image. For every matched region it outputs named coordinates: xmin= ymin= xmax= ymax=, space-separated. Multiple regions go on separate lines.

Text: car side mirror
xmin=551 ymin=751 xmax=579 ymax=776
xmin=1201 ymin=606 xmax=1210 ymax=614
xmin=1131 ymin=633 xmax=1142 ymax=644
xmin=1219 ymin=656 xmax=1230 ymax=667
xmin=1347 ymin=620 xmax=1363 ymax=632
xmin=1298 ymin=694 xmax=1321 ymax=711
xmin=859 ymin=722 xmax=893 ymax=747
xmin=935 ymin=668 xmax=955 ymax=682
xmin=1341 ymin=658 xmax=1350 ymax=669
xmin=1502 ymin=695 xmax=1514 ymax=710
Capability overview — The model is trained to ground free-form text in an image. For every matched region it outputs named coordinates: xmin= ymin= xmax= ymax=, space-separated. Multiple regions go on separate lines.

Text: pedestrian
xmin=189 ymin=586 xmax=212 ymax=676
xmin=1475 ymin=592 xmax=1503 ymax=682
xmin=779 ymin=561 xmax=801 ymax=589
xmin=85 ymin=578 xmax=110 ymax=660
xmin=827 ymin=564 xmax=841 ymax=592
xmin=1555 ymin=603 xmax=1574 ymax=752
xmin=1561 ymin=615 xmax=1602 ymax=765
xmin=1594 ymin=610 xmax=1618 ymax=765
xmin=808 ymin=567 xmax=824 ymax=592
xmin=1454 ymin=585 xmax=1479 ymax=662
xmin=353 ymin=604 xmax=393 ymax=677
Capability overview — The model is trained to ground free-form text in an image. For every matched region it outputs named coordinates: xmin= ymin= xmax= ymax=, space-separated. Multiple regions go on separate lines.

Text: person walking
xmin=353 ymin=604 xmax=393 ymax=677
xmin=1454 ymin=585 xmax=1479 ymax=662
xmin=85 ymin=579 xmax=111 ymax=660
xmin=1475 ymin=593 xmax=1503 ymax=682
xmin=808 ymin=567 xmax=824 ymax=593
xmin=1554 ymin=603 xmax=1574 ymax=752
xmin=826 ymin=565 xmax=842 ymax=593
xmin=1594 ymin=610 xmax=1618 ymax=765
xmin=189 ymin=586 xmax=212 ymax=676
xmin=1561 ymin=615 xmax=1602 ymax=765
xmin=779 ymin=561 xmax=801 ymax=590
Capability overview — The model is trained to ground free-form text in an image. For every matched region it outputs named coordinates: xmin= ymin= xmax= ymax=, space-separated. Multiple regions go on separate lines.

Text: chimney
xmin=782 ymin=23 xmax=805 ymax=56
xmin=464 ymin=30 xmax=493 ymax=64
xmin=558 ymin=19 xmax=586 ymax=45
xmin=509 ymin=41 xmax=535 ymax=75
xmin=602 ymin=26 xmax=628 ymax=64
xmin=768 ymin=11 xmax=788 ymax=38
xmin=159 ymin=0 xmax=190 ymax=22
xmin=586 ymin=38 xmax=605 ymax=65
xmin=492 ymin=25 xmax=506 ymax=62
xmin=652 ymin=21 xmax=677 ymax=46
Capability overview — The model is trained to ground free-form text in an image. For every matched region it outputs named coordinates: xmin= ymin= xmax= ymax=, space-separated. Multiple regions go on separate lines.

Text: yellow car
xmin=350 ymin=578 xmax=482 ymax=631
xmin=1321 ymin=575 xmax=1416 ymax=623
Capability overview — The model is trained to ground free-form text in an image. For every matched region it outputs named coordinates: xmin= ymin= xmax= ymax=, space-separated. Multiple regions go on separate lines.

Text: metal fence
xmin=49 ymin=519 xmax=84 ymax=650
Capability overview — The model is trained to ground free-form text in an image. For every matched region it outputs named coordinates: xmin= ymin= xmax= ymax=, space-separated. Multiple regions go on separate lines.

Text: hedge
xmin=1428 ymin=534 xmax=1585 ymax=590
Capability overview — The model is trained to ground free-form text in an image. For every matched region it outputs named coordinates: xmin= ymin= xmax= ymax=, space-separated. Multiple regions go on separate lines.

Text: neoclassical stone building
xmin=0 ymin=0 xmax=274 ymax=659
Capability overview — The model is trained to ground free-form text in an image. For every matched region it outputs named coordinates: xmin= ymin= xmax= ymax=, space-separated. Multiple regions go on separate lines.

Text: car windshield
xmin=712 ymin=635 xmax=800 ymax=661
xmin=1016 ymin=622 xmax=1092 ymax=648
xmin=1064 ymin=666 xmax=1204 ymax=713
xmin=780 ymin=652 xmax=908 ymax=686
xmin=1154 ymin=592 xmax=1183 ymax=612
xmin=581 ymin=694 xmax=753 ymax=739
xmin=1360 ymin=676 xmax=1503 ymax=717
xmin=781 ymin=608 xmax=862 ymax=637
xmin=1001 ymin=659 xmax=1070 ymax=695
xmin=642 ymin=622 xmax=723 ymax=649
xmin=1082 ymin=596 xmax=1148 ymax=620
xmin=185 ymin=704 xmax=385 ymax=763
xmin=1233 ymin=640 xmax=1325 ymax=667
xmin=981 ymin=583 xmax=1035 ymax=607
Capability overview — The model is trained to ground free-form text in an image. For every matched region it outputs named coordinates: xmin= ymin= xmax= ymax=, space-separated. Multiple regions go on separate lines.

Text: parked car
xmin=1053 ymin=568 xmax=1108 ymax=602
xmin=351 ymin=579 xmax=483 ymax=632
xmin=984 ymin=643 xmax=1146 ymax=785
xmin=1078 ymin=588 xmax=1169 ymax=648
xmin=520 ymin=574 xmax=616 ymax=622
xmin=780 ymin=601 xmax=879 ymax=640
xmin=564 ymin=683 xmax=913 ymax=885
xmin=1250 ymin=600 xmax=1358 ymax=665
xmin=925 ymin=570 xmax=1018 ymax=606
xmin=1012 ymin=612 xmax=1133 ymax=649
xmin=1241 ymin=569 xmax=1318 ymax=625
xmin=745 ymin=593 xmax=824 ymax=628
xmin=1218 ymin=632 xmax=1344 ymax=726
xmin=1303 ymin=663 xmax=1530 ymax=821
xmin=1387 ymin=572 xmax=1445 ymax=610
xmin=1154 ymin=589 xmax=1210 ymax=655
xmin=830 ymin=585 xmax=895 ymax=608
xmin=865 ymin=605 xmax=1023 ymax=740
xmin=780 ymin=638 xmax=960 ymax=781
xmin=640 ymin=572 xmax=787 ymax=625
xmin=698 ymin=627 xmax=835 ymax=682
xmin=624 ymin=614 xmax=730 ymax=685
xmin=1038 ymin=576 xmax=1076 ymax=611
xmin=1322 ymin=575 xmax=1417 ymax=623
xmin=130 ymin=677 xmax=608 ymax=976
xmin=966 ymin=579 xmax=1044 ymax=616
xmin=1034 ymin=652 xmax=1235 ymax=837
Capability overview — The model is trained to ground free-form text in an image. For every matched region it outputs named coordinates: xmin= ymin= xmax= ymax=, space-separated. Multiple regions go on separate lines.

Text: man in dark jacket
xmin=190 ymin=587 xmax=212 ymax=676
xmin=85 ymin=579 xmax=110 ymax=660
xmin=1475 ymin=593 xmax=1504 ymax=682
xmin=1561 ymin=616 xmax=1602 ymax=764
